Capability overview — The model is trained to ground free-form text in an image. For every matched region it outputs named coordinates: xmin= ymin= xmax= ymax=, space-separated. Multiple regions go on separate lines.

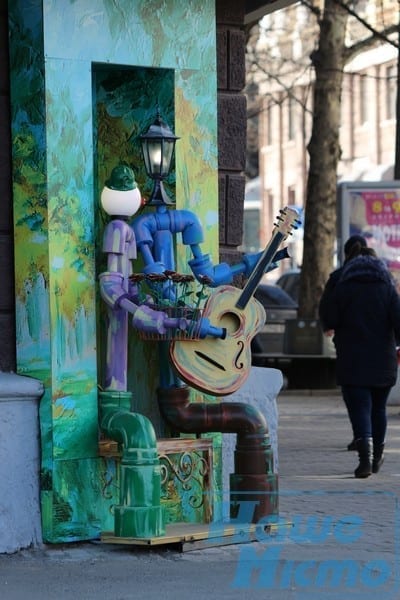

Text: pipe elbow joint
xmin=242 ymin=252 xmax=262 ymax=278
xmin=216 ymin=401 xmax=268 ymax=435
xmin=157 ymin=388 xmax=267 ymax=436
xmin=100 ymin=409 xmax=158 ymax=461
xmin=177 ymin=211 xmax=204 ymax=245
xmin=234 ymin=402 xmax=268 ymax=435
xmin=142 ymin=262 xmax=165 ymax=275
xmin=99 ymin=272 xmax=127 ymax=308
xmin=132 ymin=214 xmax=156 ymax=247
xmin=188 ymin=255 xmax=233 ymax=287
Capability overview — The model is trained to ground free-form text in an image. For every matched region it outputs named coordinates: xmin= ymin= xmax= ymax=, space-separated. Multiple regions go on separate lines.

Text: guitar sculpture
xmin=170 ymin=206 xmax=300 ymax=396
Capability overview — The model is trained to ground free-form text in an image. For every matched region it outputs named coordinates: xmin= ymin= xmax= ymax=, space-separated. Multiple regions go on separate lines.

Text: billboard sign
xmin=338 ymin=181 xmax=400 ymax=289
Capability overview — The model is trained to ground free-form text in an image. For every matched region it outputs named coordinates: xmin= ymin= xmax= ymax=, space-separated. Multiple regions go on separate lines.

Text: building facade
xmin=250 ymin=1 xmax=397 ymax=256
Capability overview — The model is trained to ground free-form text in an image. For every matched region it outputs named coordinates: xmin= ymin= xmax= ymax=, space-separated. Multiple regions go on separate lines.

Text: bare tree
xmin=246 ymin=0 xmax=399 ymax=318
xmin=299 ymin=0 xmax=349 ymax=318
xmin=299 ymin=0 xmax=398 ymax=317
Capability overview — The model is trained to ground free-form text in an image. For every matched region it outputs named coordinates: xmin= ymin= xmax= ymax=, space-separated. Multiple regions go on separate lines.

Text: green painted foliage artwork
xmin=9 ymin=0 xmax=219 ymax=542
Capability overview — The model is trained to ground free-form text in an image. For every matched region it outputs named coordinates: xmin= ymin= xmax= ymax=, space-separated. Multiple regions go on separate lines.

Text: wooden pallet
xmin=101 ymin=520 xmax=288 ymax=552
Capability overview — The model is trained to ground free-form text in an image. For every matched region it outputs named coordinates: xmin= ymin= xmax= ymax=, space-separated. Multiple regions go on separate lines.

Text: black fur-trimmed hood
xmin=339 ymin=255 xmax=392 ymax=285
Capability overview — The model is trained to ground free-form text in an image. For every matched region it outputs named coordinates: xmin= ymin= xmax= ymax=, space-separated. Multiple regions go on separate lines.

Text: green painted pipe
xmin=98 ymin=391 xmax=165 ymax=538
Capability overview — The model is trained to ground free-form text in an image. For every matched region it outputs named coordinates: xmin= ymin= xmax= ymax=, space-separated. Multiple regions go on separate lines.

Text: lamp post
xmin=140 ymin=110 xmax=179 ymax=206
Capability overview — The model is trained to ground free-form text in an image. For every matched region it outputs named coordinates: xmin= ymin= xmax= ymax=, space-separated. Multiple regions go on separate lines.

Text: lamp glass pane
xmin=161 ymin=140 xmax=174 ymax=175
xmin=148 ymin=141 xmax=162 ymax=175
xmin=141 ymin=140 xmax=152 ymax=176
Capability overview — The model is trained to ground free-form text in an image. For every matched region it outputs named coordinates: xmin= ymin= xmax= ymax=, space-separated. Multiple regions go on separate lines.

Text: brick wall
xmin=216 ymin=0 xmax=247 ymax=271
xmin=0 ymin=1 xmax=16 ymax=372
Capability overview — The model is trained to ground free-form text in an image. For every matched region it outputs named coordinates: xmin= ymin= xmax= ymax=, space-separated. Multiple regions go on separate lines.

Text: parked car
xmin=252 ymin=273 xmax=337 ymax=390
xmin=251 ymin=284 xmax=298 ymax=355
xmin=275 ymin=268 xmax=300 ymax=303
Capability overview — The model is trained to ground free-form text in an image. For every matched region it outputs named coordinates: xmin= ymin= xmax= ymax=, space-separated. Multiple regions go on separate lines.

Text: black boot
xmin=372 ymin=443 xmax=385 ymax=474
xmin=347 ymin=438 xmax=357 ymax=451
xmin=354 ymin=438 xmax=373 ymax=478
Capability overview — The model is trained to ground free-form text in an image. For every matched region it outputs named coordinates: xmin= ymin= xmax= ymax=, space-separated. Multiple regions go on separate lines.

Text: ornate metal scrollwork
xmin=159 ymin=449 xmax=210 ymax=509
xmin=98 ymin=438 xmax=213 ymax=522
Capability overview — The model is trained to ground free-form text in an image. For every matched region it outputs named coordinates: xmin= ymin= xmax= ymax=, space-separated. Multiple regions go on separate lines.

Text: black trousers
xmin=341 ymin=385 xmax=391 ymax=445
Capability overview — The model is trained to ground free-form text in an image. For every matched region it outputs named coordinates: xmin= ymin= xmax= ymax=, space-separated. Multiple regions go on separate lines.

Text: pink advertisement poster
xmin=345 ymin=185 xmax=400 ymax=286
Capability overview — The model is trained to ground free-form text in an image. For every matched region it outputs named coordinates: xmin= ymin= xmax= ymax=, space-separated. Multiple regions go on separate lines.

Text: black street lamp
xmin=140 ymin=110 xmax=179 ymax=206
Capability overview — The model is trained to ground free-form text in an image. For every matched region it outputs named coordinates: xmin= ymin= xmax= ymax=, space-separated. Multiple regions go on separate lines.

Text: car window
xmin=276 ymin=271 xmax=300 ymax=302
xmin=254 ymin=284 xmax=297 ymax=308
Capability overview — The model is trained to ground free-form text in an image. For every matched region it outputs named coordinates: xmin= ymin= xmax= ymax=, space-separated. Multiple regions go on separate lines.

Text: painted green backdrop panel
xmin=43 ymin=458 xmax=118 ymax=541
xmin=9 ymin=0 xmax=50 ymax=378
xmin=94 ymin=65 xmax=176 ymax=435
xmin=10 ymin=0 xmax=219 ymax=542
xmin=43 ymin=0 xmax=216 ymax=73
xmin=175 ymin=68 xmax=219 ymax=270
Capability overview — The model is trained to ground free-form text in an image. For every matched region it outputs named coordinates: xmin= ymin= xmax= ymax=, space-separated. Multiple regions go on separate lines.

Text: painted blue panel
xmin=43 ymin=0 xmax=216 ymax=72
xmin=52 ymin=389 xmax=99 ymax=459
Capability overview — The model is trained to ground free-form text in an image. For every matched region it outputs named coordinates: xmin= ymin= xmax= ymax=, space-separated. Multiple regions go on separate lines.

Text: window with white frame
xmin=267 ymin=102 xmax=273 ymax=146
xmin=359 ymin=74 xmax=368 ymax=125
xmin=288 ymin=96 xmax=295 ymax=141
xmin=386 ymin=64 xmax=396 ymax=120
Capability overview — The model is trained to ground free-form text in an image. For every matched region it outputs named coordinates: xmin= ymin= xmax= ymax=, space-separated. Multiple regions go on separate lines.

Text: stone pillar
xmin=0 ymin=373 xmax=44 ymax=553
xmin=216 ymin=0 xmax=247 ymax=274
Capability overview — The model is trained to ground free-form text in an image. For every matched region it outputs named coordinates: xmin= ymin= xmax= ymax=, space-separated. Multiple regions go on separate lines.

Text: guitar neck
xmin=236 ymin=232 xmax=285 ymax=310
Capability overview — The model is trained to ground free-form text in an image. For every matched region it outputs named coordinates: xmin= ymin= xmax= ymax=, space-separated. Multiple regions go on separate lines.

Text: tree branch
xmin=344 ymin=25 xmax=398 ymax=64
xmin=299 ymin=0 xmax=321 ymax=20
xmin=331 ymin=0 xmax=399 ymax=51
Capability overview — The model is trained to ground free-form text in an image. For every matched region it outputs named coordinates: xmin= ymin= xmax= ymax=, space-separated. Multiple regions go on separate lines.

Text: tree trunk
xmin=298 ymin=0 xmax=349 ymax=318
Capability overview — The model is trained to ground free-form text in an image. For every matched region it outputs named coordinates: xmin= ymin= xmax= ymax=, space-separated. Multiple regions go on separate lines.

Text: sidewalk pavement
xmin=1 ymin=389 xmax=400 ymax=600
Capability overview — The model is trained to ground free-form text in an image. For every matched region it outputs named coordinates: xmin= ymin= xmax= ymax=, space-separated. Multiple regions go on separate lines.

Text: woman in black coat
xmin=323 ymin=245 xmax=400 ymax=478
xmin=319 ymin=234 xmax=368 ymax=451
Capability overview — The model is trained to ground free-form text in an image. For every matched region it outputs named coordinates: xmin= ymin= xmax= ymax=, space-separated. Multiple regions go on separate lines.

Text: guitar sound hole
xmin=219 ymin=312 xmax=241 ymax=334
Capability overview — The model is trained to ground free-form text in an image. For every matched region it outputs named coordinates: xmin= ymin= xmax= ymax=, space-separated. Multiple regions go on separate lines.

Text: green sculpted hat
xmin=105 ymin=165 xmax=137 ymax=191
